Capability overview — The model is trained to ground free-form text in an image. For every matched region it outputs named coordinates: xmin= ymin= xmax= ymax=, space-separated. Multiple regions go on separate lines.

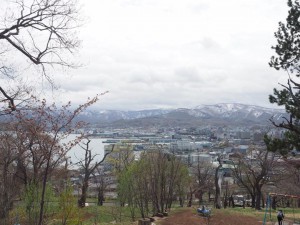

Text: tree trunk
xmin=78 ymin=180 xmax=88 ymax=207
xmin=38 ymin=158 xmax=51 ymax=225
xmin=0 ymin=193 xmax=9 ymax=220
xmin=0 ymin=166 xmax=11 ymax=220
xmin=224 ymin=196 xmax=228 ymax=208
xmin=138 ymin=218 xmax=151 ymax=225
xmin=228 ymin=195 xmax=234 ymax=207
xmin=198 ymin=190 xmax=204 ymax=206
xmin=214 ymin=164 xmax=222 ymax=209
xmin=223 ymin=183 xmax=228 ymax=209
xmin=187 ymin=187 xmax=193 ymax=207
xmin=272 ymin=196 xmax=277 ymax=210
xmin=208 ymin=190 xmax=212 ymax=202
xmin=97 ymin=190 xmax=104 ymax=206
xmin=251 ymin=194 xmax=256 ymax=208
xmin=255 ymin=185 xmax=262 ymax=210
xmin=179 ymin=197 xmax=184 ymax=207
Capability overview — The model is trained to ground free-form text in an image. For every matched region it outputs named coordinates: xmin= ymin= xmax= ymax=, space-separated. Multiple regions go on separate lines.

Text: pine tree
xmin=267 ymin=0 xmax=300 ymax=154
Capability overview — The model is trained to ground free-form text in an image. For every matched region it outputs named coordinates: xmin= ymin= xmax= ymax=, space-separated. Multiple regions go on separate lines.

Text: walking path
xmin=274 ymin=222 xmax=300 ymax=225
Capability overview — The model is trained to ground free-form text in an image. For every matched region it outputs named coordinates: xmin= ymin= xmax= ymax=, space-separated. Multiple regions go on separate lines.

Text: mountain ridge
xmin=79 ymin=103 xmax=286 ymax=128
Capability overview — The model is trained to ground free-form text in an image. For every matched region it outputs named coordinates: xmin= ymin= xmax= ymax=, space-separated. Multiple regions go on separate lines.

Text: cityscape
xmin=1 ymin=0 xmax=300 ymax=225
xmin=69 ymin=102 xmax=287 ymax=205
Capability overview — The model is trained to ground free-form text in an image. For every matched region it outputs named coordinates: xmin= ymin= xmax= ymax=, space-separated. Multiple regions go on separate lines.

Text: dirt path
xmin=157 ymin=208 xmax=264 ymax=225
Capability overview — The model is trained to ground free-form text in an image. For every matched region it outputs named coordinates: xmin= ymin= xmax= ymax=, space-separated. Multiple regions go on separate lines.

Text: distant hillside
xmin=78 ymin=103 xmax=286 ymax=128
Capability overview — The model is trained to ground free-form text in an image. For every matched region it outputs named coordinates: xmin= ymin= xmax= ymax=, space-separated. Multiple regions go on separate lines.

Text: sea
xmin=63 ymin=134 xmax=107 ymax=165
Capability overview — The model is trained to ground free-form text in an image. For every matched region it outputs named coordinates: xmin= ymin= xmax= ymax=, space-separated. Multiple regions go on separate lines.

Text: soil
xmin=157 ymin=208 xmax=264 ymax=225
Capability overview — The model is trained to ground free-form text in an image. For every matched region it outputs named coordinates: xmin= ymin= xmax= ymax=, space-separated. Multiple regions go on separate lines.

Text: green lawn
xmin=221 ymin=206 xmax=300 ymax=224
xmin=10 ymin=201 xmax=134 ymax=225
xmin=8 ymin=201 xmax=300 ymax=225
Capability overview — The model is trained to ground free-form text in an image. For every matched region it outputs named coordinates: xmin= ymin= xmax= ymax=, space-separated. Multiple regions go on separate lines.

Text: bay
xmin=63 ymin=134 xmax=107 ymax=165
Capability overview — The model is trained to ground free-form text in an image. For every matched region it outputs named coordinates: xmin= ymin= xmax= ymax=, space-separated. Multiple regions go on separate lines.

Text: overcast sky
xmin=51 ymin=0 xmax=289 ymax=110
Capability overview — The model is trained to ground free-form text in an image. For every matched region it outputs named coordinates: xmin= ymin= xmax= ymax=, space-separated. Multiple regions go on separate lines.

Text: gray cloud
xmin=39 ymin=0 xmax=289 ymax=110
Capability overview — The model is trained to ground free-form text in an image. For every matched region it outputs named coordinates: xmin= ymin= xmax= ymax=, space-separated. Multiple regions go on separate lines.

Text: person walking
xmin=277 ymin=210 xmax=284 ymax=225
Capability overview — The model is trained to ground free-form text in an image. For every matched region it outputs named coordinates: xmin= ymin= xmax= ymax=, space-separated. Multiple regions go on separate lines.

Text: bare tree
xmin=231 ymin=146 xmax=280 ymax=210
xmin=143 ymin=150 xmax=189 ymax=214
xmin=93 ymin=167 xmax=109 ymax=206
xmin=7 ymin=95 xmax=99 ymax=225
xmin=0 ymin=132 xmax=20 ymax=222
xmin=268 ymin=159 xmax=300 ymax=199
xmin=76 ymin=138 xmax=114 ymax=207
xmin=107 ymin=144 xmax=135 ymax=208
xmin=0 ymin=0 xmax=80 ymax=111
xmin=117 ymin=150 xmax=189 ymax=219
xmin=189 ymin=161 xmax=214 ymax=206
xmin=107 ymin=144 xmax=135 ymax=174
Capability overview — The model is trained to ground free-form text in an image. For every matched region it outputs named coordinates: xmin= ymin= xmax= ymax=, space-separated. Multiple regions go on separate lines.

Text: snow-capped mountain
xmin=80 ymin=103 xmax=286 ymax=127
xmin=189 ymin=103 xmax=285 ymax=120
xmin=78 ymin=109 xmax=172 ymax=123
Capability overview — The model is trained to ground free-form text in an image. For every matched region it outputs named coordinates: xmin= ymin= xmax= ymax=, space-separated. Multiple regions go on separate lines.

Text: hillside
xmin=78 ymin=103 xmax=286 ymax=128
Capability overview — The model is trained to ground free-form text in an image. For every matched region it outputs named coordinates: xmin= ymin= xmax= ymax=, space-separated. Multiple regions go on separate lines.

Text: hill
xmin=78 ymin=103 xmax=286 ymax=128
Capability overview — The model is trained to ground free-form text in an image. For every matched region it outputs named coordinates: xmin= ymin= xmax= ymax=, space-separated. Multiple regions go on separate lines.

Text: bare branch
xmin=0 ymin=0 xmax=82 ymax=109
